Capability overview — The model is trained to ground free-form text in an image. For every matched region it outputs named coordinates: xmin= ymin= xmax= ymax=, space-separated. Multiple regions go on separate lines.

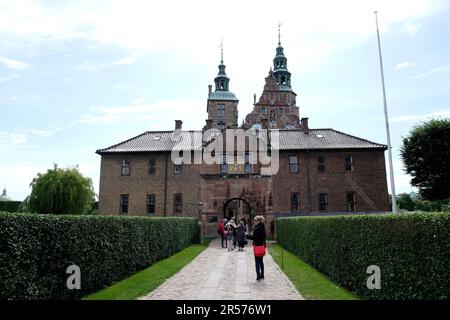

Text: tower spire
xmin=220 ymin=38 xmax=224 ymax=64
xmin=278 ymin=21 xmax=282 ymax=46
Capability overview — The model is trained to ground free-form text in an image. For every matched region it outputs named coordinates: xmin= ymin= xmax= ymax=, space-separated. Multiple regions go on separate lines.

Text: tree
xmin=28 ymin=164 xmax=96 ymax=214
xmin=400 ymin=118 xmax=450 ymax=200
xmin=396 ymin=193 xmax=415 ymax=211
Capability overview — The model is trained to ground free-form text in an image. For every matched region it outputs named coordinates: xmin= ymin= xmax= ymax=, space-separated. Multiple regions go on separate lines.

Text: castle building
xmin=96 ymin=38 xmax=389 ymax=236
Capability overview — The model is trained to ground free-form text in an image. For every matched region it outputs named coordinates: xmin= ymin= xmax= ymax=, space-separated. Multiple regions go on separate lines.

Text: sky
xmin=1 ymin=0 xmax=450 ymax=201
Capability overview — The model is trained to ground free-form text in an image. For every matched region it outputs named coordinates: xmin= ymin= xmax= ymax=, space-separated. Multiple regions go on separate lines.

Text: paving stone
xmin=139 ymin=239 xmax=303 ymax=300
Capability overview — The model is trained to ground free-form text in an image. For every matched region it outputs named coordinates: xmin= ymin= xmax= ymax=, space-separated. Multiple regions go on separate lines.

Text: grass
xmin=84 ymin=237 xmax=212 ymax=300
xmin=270 ymin=244 xmax=358 ymax=300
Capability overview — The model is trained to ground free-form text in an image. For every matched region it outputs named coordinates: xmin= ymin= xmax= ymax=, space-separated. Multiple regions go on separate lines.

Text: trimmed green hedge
xmin=0 ymin=212 xmax=199 ymax=300
xmin=0 ymin=201 xmax=21 ymax=213
xmin=276 ymin=212 xmax=450 ymax=300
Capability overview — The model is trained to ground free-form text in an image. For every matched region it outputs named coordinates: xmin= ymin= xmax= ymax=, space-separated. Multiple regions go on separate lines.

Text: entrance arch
xmin=223 ymin=198 xmax=252 ymax=228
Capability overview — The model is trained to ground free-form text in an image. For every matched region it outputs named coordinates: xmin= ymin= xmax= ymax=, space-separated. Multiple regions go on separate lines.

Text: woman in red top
xmin=217 ymin=219 xmax=226 ymax=248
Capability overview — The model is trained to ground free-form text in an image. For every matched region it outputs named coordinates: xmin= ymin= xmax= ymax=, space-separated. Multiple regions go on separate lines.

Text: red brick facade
xmin=97 ymin=41 xmax=390 ymax=236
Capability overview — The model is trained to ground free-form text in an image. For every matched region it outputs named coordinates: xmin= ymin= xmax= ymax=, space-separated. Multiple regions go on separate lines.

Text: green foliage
xmin=28 ymin=164 xmax=96 ymax=215
xmin=0 ymin=201 xmax=21 ymax=212
xmin=0 ymin=212 xmax=199 ymax=299
xmin=277 ymin=212 xmax=450 ymax=300
xmin=396 ymin=193 xmax=415 ymax=211
xmin=400 ymin=118 xmax=450 ymax=200
xmin=396 ymin=193 xmax=449 ymax=212
xmin=270 ymin=244 xmax=357 ymax=300
xmin=18 ymin=196 xmax=31 ymax=213
xmin=85 ymin=238 xmax=211 ymax=300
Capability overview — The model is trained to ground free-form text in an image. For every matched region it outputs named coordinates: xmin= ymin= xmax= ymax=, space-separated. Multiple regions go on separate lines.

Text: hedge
xmin=276 ymin=212 xmax=450 ymax=300
xmin=0 ymin=212 xmax=199 ymax=300
xmin=0 ymin=201 xmax=21 ymax=213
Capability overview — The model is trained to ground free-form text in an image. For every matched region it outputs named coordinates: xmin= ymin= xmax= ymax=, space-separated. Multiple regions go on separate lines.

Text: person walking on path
xmin=217 ymin=219 xmax=226 ymax=248
xmin=246 ymin=215 xmax=266 ymax=281
xmin=236 ymin=220 xmax=247 ymax=251
xmin=225 ymin=217 xmax=237 ymax=249
xmin=225 ymin=223 xmax=234 ymax=251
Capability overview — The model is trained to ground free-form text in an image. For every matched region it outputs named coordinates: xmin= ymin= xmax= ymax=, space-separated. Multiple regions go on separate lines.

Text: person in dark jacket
xmin=236 ymin=220 xmax=247 ymax=251
xmin=246 ymin=215 xmax=266 ymax=281
xmin=218 ymin=219 xmax=226 ymax=248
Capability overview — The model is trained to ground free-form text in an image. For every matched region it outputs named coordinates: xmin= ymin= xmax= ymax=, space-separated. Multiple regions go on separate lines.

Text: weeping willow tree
xmin=28 ymin=164 xmax=96 ymax=214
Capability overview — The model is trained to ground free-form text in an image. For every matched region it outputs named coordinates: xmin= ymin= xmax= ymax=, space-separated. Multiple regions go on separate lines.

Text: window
xmin=218 ymin=121 xmax=226 ymax=130
xmin=120 ymin=194 xmax=129 ymax=214
xmin=347 ymin=192 xmax=356 ymax=212
xmin=149 ymin=159 xmax=156 ymax=175
xmin=121 ymin=160 xmax=130 ymax=176
xmin=291 ymin=193 xmax=300 ymax=212
xmin=289 ymin=155 xmax=298 ymax=173
xmin=174 ymin=193 xmax=183 ymax=214
xmin=244 ymin=153 xmax=252 ymax=174
xmin=318 ymin=193 xmax=328 ymax=212
xmin=174 ymin=164 xmax=183 ymax=174
xmin=318 ymin=156 xmax=325 ymax=173
xmin=345 ymin=155 xmax=353 ymax=172
xmin=147 ymin=194 xmax=156 ymax=214
xmin=220 ymin=153 xmax=228 ymax=174
xmin=218 ymin=104 xmax=225 ymax=117
xmin=261 ymin=107 xmax=267 ymax=114
xmin=278 ymin=107 xmax=283 ymax=115
xmin=270 ymin=110 xmax=276 ymax=122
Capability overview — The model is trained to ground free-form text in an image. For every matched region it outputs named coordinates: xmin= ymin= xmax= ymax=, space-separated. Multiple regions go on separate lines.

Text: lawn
xmin=270 ymin=244 xmax=358 ymax=300
xmin=84 ymin=237 xmax=212 ymax=300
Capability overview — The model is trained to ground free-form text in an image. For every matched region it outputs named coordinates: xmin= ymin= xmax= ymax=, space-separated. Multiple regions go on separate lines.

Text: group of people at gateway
xmin=217 ymin=215 xmax=267 ymax=281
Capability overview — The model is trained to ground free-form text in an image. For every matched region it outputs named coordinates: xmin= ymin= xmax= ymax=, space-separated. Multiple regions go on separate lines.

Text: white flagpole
xmin=374 ymin=11 xmax=397 ymax=213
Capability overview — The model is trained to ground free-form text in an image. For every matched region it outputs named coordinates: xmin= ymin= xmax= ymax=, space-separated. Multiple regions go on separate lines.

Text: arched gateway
xmin=223 ymin=197 xmax=252 ymax=228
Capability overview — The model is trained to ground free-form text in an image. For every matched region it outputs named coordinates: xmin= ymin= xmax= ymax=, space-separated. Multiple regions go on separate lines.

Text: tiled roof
xmin=96 ymin=129 xmax=386 ymax=154
xmin=96 ymin=131 xmax=204 ymax=154
xmin=272 ymin=129 xmax=387 ymax=150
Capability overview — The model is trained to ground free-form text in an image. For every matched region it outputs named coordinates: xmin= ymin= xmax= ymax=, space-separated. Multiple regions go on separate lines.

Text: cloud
xmin=112 ymin=53 xmax=139 ymax=65
xmin=391 ymin=110 xmax=450 ymax=122
xmin=0 ymin=0 xmax=445 ymax=71
xmin=394 ymin=62 xmax=415 ymax=70
xmin=0 ymin=56 xmax=29 ymax=70
xmin=0 ymin=128 xmax=62 ymax=146
xmin=409 ymin=66 xmax=449 ymax=80
xmin=78 ymin=99 xmax=205 ymax=128
xmin=401 ymin=22 xmax=420 ymax=35
xmin=0 ymin=74 xmax=22 ymax=82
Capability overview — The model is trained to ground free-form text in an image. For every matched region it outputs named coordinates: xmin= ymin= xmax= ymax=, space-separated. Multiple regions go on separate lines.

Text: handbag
xmin=253 ymin=245 xmax=266 ymax=257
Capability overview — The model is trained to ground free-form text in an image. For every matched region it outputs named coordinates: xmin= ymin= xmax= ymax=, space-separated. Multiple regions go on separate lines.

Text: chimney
xmin=261 ymin=118 xmax=268 ymax=129
xmin=205 ymin=119 xmax=212 ymax=129
xmin=175 ymin=120 xmax=183 ymax=130
xmin=208 ymin=85 xmax=212 ymax=96
xmin=301 ymin=117 xmax=309 ymax=132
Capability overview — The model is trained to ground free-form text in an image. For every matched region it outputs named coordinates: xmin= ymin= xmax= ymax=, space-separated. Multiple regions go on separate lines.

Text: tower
xmin=244 ymin=26 xmax=300 ymax=129
xmin=205 ymin=41 xmax=239 ymax=130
